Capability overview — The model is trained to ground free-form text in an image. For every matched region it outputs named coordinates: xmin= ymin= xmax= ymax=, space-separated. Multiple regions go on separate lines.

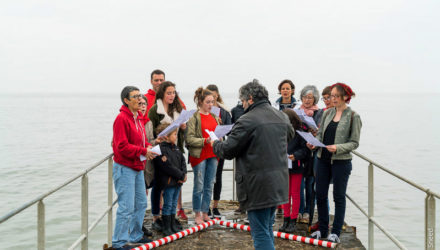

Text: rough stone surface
xmin=126 ymin=200 xmax=365 ymax=250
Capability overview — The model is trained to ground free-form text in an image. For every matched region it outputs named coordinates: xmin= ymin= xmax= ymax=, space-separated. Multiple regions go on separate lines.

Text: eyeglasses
xmin=302 ymin=96 xmax=314 ymax=100
xmin=321 ymin=97 xmax=331 ymax=101
xmin=330 ymin=94 xmax=341 ymax=99
xmin=139 ymin=102 xmax=147 ymax=106
xmin=130 ymin=94 xmax=143 ymax=99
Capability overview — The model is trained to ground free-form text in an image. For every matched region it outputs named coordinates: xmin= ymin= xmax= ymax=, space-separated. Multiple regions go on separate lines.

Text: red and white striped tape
xmin=215 ymin=220 xmax=337 ymax=248
xmin=131 ymin=219 xmax=337 ymax=249
xmin=131 ymin=219 xmax=216 ymax=250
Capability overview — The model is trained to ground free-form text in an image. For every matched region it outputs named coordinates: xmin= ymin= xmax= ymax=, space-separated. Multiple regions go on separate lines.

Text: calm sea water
xmin=0 ymin=91 xmax=439 ymax=249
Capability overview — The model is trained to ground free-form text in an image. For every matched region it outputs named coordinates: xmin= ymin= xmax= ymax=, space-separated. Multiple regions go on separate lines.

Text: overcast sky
xmin=1 ymin=0 xmax=439 ymax=95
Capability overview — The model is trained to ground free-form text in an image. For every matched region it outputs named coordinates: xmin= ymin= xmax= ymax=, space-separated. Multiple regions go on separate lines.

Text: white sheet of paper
xmin=157 ymin=109 xmax=196 ymax=137
xmin=296 ymin=130 xmax=326 ymax=147
xmin=287 ymin=155 xmax=292 ymax=169
xmin=214 ymin=124 xmax=233 ymax=138
xmin=157 ymin=123 xmax=180 ymax=137
xmin=140 ymin=155 xmax=147 ymax=161
xmin=293 ymin=109 xmax=318 ymax=130
xmin=205 ymin=129 xmax=219 ymax=141
xmin=174 ymin=109 xmax=196 ymax=124
xmin=151 ymin=145 xmax=162 ymax=155
xmin=211 ymin=106 xmax=221 ymax=117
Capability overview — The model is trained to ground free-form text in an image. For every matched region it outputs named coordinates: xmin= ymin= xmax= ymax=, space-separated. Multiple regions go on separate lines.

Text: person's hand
xmin=311 ymin=129 xmax=318 ymax=137
xmin=146 ymin=147 xmax=159 ymax=160
xmin=306 ymin=143 xmax=316 ymax=150
xmin=326 ymin=145 xmax=337 ymax=153
xmin=183 ymin=174 xmax=187 ymax=183
xmin=155 ymin=136 xmax=165 ymax=144
xmin=288 ymin=154 xmax=295 ymax=161
xmin=180 ymin=123 xmax=187 ymax=130
xmin=206 ymin=137 xmax=212 ymax=145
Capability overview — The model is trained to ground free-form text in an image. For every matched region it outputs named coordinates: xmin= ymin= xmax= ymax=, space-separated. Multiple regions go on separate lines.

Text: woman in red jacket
xmin=112 ymin=86 xmax=158 ymax=250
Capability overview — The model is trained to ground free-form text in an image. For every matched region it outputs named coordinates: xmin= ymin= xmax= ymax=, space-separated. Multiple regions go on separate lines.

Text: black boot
xmin=170 ymin=214 xmax=181 ymax=233
xmin=162 ymin=215 xmax=173 ymax=236
xmin=279 ymin=217 xmax=290 ymax=232
xmin=285 ymin=218 xmax=296 ymax=233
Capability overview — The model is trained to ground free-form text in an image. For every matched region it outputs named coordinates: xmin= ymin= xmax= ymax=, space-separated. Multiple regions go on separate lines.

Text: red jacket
xmin=145 ymin=89 xmax=156 ymax=114
xmin=112 ymin=105 xmax=151 ymax=171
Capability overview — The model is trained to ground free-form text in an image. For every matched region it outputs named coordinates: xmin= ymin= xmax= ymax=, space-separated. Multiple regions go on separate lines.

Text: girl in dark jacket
xmin=152 ymin=123 xmax=187 ymax=236
xmin=279 ymin=109 xmax=310 ymax=233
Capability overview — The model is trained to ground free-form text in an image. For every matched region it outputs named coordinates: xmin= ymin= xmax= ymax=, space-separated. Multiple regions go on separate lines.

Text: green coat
xmin=185 ymin=110 xmax=220 ymax=158
xmin=316 ymin=106 xmax=362 ymax=160
xmin=148 ymin=104 xmax=185 ymax=152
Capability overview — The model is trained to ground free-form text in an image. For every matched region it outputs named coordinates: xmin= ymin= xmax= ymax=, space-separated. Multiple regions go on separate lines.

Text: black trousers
xmin=213 ymin=158 xmax=225 ymax=201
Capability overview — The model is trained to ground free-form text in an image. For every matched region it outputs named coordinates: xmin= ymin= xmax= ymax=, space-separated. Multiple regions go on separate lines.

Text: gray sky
xmin=1 ymin=0 xmax=439 ymax=94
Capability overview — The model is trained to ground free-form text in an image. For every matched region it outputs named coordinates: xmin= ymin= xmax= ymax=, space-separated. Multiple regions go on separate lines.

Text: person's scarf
xmin=300 ymin=104 xmax=319 ymax=117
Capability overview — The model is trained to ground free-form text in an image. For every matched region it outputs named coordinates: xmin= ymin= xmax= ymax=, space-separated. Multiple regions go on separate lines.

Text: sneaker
xmin=142 ymin=225 xmax=153 ymax=236
xmin=212 ymin=208 xmax=221 ymax=218
xmin=134 ymin=235 xmax=153 ymax=244
xmin=301 ymin=212 xmax=310 ymax=224
xmin=310 ymin=230 xmax=322 ymax=240
xmin=296 ymin=213 xmax=303 ymax=223
xmin=327 ymin=233 xmax=341 ymax=243
xmin=177 ymin=209 xmax=188 ymax=220
xmin=113 ymin=245 xmax=133 ymax=250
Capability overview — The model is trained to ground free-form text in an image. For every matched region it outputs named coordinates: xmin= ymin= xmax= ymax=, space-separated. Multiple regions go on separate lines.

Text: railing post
xmin=425 ymin=192 xmax=435 ymax=250
xmin=37 ymin=200 xmax=45 ymax=250
xmin=233 ymin=159 xmax=236 ymax=201
xmin=368 ymin=163 xmax=374 ymax=250
xmin=81 ymin=174 xmax=89 ymax=250
xmin=108 ymin=158 xmax=113 ymax=246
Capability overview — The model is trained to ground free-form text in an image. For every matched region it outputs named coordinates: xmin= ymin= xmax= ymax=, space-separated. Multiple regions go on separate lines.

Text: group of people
xmin=110 ymin=69 xmax=362 ymax=250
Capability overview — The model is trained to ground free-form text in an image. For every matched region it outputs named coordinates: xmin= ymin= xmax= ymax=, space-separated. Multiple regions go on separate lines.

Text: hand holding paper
xmin=296 ymin=130 xmax=326 ymax=147
xmin=205 ymin=129 xmax=219 ymax=141
xmin=151 ymin=145 xmax=162 ymax=155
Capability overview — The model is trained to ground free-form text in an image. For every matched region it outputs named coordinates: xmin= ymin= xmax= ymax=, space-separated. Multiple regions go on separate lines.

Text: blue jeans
xmin=162 ymin=185 xmax=181 ymax=215
xmin=112 ymin=162 xmax=148 ymax=248
xmin=248 ymin=207 xmax=276 ymax=250
xmin=192 ymin=157 xmax=217 ymax=213
xmin=316 ymin=158 xmax=352 ymax=236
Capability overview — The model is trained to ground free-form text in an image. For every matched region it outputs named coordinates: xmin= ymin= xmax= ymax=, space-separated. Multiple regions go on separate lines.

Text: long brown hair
xmin=283 ymin=109 xmax=303 ymax=131
xmin=194 ymin=87 xmax=214 ymax=107
xmin=156 ymin=81 xmax=183 ymax=118
xmin=206 ymin=84 xmax=224 ymax=104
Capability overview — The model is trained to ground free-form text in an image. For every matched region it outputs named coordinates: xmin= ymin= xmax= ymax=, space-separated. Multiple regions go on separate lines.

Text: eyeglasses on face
xmin=321 ymin=97 xmax=331 ymax=101
xmin=331 ymin=95 xmax=341 ymax=99
xmin=302 ymin=96 xmax=314 ymax=100
xmin=139 ymin=102 xmax=147 ymax=106
xmin=130 ymin=94 xmax=143 ymax=99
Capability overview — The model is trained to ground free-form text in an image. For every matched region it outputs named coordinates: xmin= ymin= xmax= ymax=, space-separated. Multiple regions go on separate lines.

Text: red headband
xmin=331 ymin=83 xmax=353 ymax=103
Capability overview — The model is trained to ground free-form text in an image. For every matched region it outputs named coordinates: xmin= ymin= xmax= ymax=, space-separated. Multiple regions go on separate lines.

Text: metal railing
xmin=347 ymin=151 xmax=439 ymax=250
xmin=0 ymin=153 xmax=236 ymax=249
xmin=0 ymin=153 xmax=116 ymax=250
xmin=2 ymin=150 xmax=436 ymax=249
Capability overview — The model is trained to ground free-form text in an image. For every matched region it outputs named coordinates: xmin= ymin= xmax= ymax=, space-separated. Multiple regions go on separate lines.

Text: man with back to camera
xmin=211 ymin=79 xmax=295 ymax=250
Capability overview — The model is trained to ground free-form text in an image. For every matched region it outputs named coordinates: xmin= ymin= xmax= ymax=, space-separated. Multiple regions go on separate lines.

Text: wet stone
xmin=139 ymin=200 xmax=365 ymax=250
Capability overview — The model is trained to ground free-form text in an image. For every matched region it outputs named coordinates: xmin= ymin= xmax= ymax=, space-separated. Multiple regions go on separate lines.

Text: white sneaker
xmin=301 ymin=212 xmax=310 ymax=224
xmin=310 ymin=230 xmax=321 ymax=240
xmin=327 ymin=233 xmax=340 ymax=243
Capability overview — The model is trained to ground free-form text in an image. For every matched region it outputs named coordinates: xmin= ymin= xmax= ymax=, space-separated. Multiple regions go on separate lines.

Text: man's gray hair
xmin=239 ymin=79 xmax=269 ymax=102
xmin=300 ymin=85 xmax=320 ymax=105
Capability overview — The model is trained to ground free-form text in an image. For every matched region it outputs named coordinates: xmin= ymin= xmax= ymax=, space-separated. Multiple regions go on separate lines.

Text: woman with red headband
xmin=307 ymin=83 xmax=362 ymax=243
